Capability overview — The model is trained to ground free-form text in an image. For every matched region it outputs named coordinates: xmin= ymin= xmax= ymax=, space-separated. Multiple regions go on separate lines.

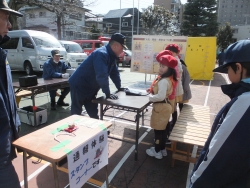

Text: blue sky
xmin=87 ymin=0 xmax=187 ymax=14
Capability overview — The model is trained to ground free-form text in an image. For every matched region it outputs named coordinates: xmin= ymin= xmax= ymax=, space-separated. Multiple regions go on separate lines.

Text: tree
xmin=8 ymin=0 xmax=98 ymax=39
xmin=140 ymin=5 xmax=178 ymax=35
xmin=181 ymin=0 xmax=218 ymax=36
xmin=89 ymin=25 xmax=100 ymax=39
xmin=217 ymin=22 xmax=234 ymax=50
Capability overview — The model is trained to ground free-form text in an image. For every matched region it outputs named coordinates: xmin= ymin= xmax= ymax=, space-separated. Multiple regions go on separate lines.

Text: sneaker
xmin=165 ymin=139 xmax=172 ymax=145
xmin=161 ymin=149 xmax=167 ymax=157
xmin=146 ymin=147 xmax=163 ymax=159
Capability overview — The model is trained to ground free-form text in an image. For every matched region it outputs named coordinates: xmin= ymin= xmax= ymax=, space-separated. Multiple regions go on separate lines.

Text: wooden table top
xmin=92 ymin=91 xmax=151 ymax=111
xmin=12 ymin=78 xmax=69 ymax=89
xmin=13 ymin=115 xmax=112 ymax=162
xmin=169 ymin=104 xmax=211 ymax=146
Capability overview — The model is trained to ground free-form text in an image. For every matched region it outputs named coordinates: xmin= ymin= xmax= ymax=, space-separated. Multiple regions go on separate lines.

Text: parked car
xmin=0 ymin=30 xmax=67 ymax=75
xmin=72 ymin=40 xmax=103 ymax=55
xmin=59 ymin=40 xmax=87 ymax=68
xmin=122 ymin=49 xmax=132 ymax=66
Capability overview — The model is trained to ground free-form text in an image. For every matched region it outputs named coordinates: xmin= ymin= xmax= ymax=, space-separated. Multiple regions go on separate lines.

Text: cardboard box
xmin=18 ymin=106 xmax=47 ymax=126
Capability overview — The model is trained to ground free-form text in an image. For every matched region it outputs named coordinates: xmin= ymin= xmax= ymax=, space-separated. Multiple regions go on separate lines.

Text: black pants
xmin=49 ymin=87 xmax=70 ymax=102
xmin=70 ymin=87 xmax=99 ymax=119
xmin=154 ymin=128 xmax=167 ymax=152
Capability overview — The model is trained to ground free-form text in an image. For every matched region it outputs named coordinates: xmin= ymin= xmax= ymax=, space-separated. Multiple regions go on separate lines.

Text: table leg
xmin=135 ymin=112 xmax=140 ymax=161
xmin=100 ymin=104 xmax=104 ymax=120
xmin=23 ymin=151 xmax=28 ymax=188
xmin=141 ymin=110 xmax=144 ymax=126
xmin=52 ymin=162 xmax=59 ymax=188
xmin=187 ymin=144 xmax=192 ymax=161
xmin=31 ymin=90 xmax=37 ymax=126
xmin=105 ymin=165 xmax=109 ymax=188
xmin=171 ymin=141 xmax=177 ymax=167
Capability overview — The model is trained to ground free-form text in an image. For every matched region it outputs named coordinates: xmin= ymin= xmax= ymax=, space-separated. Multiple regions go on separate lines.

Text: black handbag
xmin=19 ymin=75 xmax=38 ymax=87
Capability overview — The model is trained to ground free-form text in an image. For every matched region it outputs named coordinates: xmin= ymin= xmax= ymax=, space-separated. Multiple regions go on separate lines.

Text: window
xmin=82 ymin=43 xmax=92 ymax=49
xmin=39 ymin=12 xmax=46 ymax=17
xmin=29 ymin=13 xmax=35 ymax=18
xmin=233 ymin=28 xmax=238 ymax=33
xmin=0 ymin=38 xmax=19 ymax=49
xmin=95 ymin=43 xmax=102 ymax=48
xmin=106 ymin=23 xmax=112 ymax=27
xmin=65 ymin=31 xmax=74 ymax=36
xmin=22 ymin=37 xmax=34 ymax=49
xmin=122 ymin=22 xmax=128 ymax=27
xmin=69 ymin=14 xmax=82 ymax=20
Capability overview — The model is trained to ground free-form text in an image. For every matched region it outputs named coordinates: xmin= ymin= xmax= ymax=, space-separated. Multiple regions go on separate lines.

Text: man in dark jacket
xmin=190 ymin=40 xmax=250 ymax=188
xmin=69 ymin=33 xmax=125 ymax=118
xmin=217 ymin=49 xmax=225 ymax=66
xmin=42 ymin=50 xmax=71 ymax=110
xmin=0 ymin=1 xmax=23 ymax=187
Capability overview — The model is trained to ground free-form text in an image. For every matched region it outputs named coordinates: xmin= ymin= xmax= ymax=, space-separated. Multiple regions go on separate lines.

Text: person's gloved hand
xmin=106 ymin=93 xmax=119 ymax=100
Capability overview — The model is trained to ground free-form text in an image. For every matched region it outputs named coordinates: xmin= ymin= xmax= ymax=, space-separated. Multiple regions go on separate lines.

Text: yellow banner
xmin=185 ymin=37 xmax=217 ymax=80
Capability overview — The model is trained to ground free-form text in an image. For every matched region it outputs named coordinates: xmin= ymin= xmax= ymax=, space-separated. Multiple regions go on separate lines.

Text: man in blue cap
xmin=43 ymin=49 xmax=71 ymax=110
xmin=0 ymin=1 xmax=23 ymax=187
xmin=190 ymin=40 xmax=250 ymax=187
xmin=69 ymin=33 xmax=127 ymax=118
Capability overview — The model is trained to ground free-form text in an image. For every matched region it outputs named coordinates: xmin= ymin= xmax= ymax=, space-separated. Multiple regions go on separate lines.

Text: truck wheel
xmin=24 ymin=62 xmax=34 ymax=75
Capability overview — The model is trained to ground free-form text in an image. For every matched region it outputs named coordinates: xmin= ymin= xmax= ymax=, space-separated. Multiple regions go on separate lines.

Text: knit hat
xmin=156 ymin=55 xmax=178 ymax=69
xmin=156 ymin=50 xmax=173 ymax=62
xmin=165 ymin=44 xmax=181 ymax=54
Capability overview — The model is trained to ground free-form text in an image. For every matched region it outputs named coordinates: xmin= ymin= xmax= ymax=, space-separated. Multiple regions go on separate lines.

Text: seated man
xmin=42 ymin=50 xmax=71 ymax=110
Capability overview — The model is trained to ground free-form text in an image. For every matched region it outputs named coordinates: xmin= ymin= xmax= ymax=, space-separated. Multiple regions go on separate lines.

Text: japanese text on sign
xmin=67 ymin=130 xmax=108 ymax=188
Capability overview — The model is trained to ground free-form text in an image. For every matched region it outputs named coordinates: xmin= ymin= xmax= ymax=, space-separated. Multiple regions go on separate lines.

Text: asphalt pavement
xmin=11 ymin=66 xmax=230 ymax=188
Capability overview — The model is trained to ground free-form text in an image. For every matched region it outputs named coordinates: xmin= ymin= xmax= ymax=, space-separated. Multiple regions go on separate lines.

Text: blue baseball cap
xmin=110 ymin=33 xmax=128 ymax=49
xmin=213 ymin=40 xmax=250 ymax=73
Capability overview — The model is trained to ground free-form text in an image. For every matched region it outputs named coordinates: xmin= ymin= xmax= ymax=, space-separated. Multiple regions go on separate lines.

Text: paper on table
xmin=76 ymin=118 xmax=102 ymax=129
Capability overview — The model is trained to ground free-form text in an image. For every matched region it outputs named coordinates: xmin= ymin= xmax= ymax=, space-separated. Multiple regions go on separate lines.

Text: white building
xmin=18 ymin=6 xmax=89 ymax=40
xmin=232 ymin=25 xmax=250 ymax=41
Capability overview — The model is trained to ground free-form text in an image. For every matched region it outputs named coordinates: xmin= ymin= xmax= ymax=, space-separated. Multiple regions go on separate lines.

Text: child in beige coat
xmin=146 ymin=52 xmax=178 ymax=159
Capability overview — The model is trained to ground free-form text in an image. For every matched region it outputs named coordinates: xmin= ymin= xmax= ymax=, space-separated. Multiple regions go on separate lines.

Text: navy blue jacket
xmin=42 ymin=58 xmax=70 ymax=79
xmin=68 ymin=45 xmax=121 ymax=98
xmin=217 ymin=52 xmax=225 ymax=66
xmin=190 ymin=82 xmax=250 ymax=188
xmin=0 ymin=36 xmax=21 ymax=166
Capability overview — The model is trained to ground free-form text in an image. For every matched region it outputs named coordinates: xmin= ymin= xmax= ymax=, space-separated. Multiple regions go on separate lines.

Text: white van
xmin=59 ymin=40 xmax=87 ymax=68
xmin=0 ymin=30 xmax=66 ymax=75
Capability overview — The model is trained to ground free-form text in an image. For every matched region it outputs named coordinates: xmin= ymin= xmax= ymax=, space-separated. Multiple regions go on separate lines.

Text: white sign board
xmin=67 ymin=129 xmax=108 ymax=188
xmin=131 ymin=35 xmax=188 ymax=74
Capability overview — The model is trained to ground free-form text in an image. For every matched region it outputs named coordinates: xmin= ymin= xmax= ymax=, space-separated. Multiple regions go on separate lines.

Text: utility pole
xmin=119 ymin=0 xmax=121 ymax=33
xmin=137 ymin=0 xmax=139 ymax=34
xmin=132 ymin=0 xmax=134 ymax=37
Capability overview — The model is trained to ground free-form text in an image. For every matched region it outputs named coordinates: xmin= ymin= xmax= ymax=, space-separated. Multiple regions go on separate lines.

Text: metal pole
xmin=23 ymin=151 xmax=28 ymax=188
xmin=119 ymin=0 xmax=121 ymax=33
xmin=137 ymin=0 xmax=139 ymax=35
xmin=132 ymin=0 xmax=134 ymax=38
